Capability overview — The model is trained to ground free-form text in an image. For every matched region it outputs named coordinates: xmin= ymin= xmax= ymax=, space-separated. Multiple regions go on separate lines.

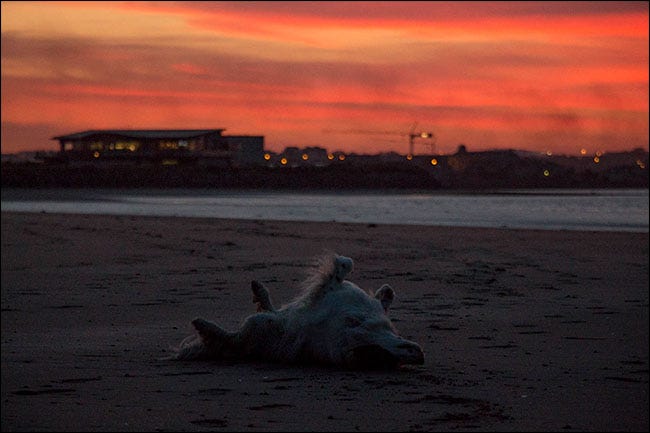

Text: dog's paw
xmin=191 ymin=317 xmax=209 ymax=331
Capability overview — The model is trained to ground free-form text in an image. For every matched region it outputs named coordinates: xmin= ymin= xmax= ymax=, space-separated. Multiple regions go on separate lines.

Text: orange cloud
xmin=1 ymin=1 xmax=647 ymax=155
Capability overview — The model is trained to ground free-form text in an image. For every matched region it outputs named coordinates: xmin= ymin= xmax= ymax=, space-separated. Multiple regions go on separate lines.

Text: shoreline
xmin=2 ymin=211 xmax=648 ymax=431
xmin=3 ymin=185 xmax=648 ymax=196
xmin=2 ymin=187 xmax=649 ymax=234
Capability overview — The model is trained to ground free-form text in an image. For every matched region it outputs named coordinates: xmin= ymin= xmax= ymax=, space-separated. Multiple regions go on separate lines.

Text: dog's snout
xmin=397 ymin=342 xmax=425 ymax=364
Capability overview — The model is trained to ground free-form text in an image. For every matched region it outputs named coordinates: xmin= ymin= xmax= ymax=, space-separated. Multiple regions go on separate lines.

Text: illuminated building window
xmin=89 ymin=142 xmax=104 ymax=150
xmin=114 ymin=141 xmax=140 ymax=151
xmin=159 ymin=140 xmax=179 ymax=150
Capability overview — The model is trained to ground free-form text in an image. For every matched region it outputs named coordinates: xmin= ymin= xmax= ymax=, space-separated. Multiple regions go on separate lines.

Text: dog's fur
xmin=171 ymin=254 xmax=424 ymax=369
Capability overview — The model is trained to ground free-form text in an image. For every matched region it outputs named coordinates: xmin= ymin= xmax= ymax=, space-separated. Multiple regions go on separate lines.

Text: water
xmin=1 ymin=188 xmax=648 ymax=232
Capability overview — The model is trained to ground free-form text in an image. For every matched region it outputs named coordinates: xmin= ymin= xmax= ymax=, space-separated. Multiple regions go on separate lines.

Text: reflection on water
xmin=1 ymin=188 xmax=648 ymax=232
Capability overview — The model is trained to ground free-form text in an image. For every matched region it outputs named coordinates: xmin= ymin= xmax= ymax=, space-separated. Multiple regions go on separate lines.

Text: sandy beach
xmin=1 ymin=211 xmax=648 ymax=431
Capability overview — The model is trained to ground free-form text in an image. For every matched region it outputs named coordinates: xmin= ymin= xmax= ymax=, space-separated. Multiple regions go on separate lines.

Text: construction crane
xmin=407 ymin=123 xmax=436 ymax=158
xmin=322 ymin=122 xmax=437 ymax=157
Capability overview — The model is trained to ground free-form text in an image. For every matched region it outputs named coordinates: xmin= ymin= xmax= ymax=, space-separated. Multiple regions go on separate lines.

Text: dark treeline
xmin=1 ymin=163 xmax=439 ymax=190
xmin=2 ymin=158 xmax=648 ymax=190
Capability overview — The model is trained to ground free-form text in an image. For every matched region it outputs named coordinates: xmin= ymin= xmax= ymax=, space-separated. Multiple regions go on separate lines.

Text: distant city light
xmin=280 ymin=157 xmax=288 ymax=165
xmin=406 ymin=154 xmax=413 ymax=160
xmin=593 ymin=156 xmax=600 ymax=163
xmin=264 ymin=153 xmax=271 ymax=161
xmin=546 ymin=150 xmax=552 ymax=156
xmin=327 ymin=153 xmax=335 ymax=160
xmin=543 ymin=169 xmax=550 ymax=177
xmin=430 ymin=158 xmax=438 ymax=166
xmin=93 ymin=151 xmax=100 ymax=158
xmin=302 ymin=153 xmax=309 ymax=160
xmin=338 ymin=154 xmax=346 ymax=161
xmin=596 ymin=151 xmax=603 ymax=157
xmin=580 ymin=148 xmax=587 ymax=155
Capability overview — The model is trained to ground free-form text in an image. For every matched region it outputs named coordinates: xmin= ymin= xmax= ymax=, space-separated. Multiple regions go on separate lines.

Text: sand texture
xmin=1 ymin=211 xmax=648 ymax=431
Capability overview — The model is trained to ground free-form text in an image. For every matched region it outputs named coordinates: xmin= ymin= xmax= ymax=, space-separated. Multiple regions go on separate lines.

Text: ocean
xmin=1 ymin=188 xmax=648 ymax=232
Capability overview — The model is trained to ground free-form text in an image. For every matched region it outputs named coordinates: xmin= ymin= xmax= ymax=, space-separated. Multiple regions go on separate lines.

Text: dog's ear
xmin=374 ymin=284 xmax=394 ymax=312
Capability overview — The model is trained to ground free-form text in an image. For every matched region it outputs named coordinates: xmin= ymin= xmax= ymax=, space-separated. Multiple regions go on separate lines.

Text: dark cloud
xmin=1 ymin=121 xmax=63 ymax=152
xmin=152 ymin=1 xmax=649 ymax=21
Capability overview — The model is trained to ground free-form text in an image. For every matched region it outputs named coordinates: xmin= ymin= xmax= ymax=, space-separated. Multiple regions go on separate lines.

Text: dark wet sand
xmin=1 ymin=211 xmax=648 ymax=431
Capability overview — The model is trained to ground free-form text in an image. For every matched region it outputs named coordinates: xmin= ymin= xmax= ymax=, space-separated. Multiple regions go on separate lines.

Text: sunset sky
xmin=1 ymin=1 xmax=648 ymax=155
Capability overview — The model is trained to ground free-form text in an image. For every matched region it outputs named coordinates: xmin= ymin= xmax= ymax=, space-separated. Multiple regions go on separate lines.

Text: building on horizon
xmin=52 ymin=129 xmax=265 ymax=167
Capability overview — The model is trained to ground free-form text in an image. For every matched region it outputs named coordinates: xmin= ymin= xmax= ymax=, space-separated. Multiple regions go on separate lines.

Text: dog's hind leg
xmin=192 ymin=318 xmax=236 ymax=344
xmin=251 ymin=280 xmax=276 ymax=312
xmin=171 ymin=318 xmax=236 ymax=361
xmin=190 ymin=317 xmax=243 ymax=359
